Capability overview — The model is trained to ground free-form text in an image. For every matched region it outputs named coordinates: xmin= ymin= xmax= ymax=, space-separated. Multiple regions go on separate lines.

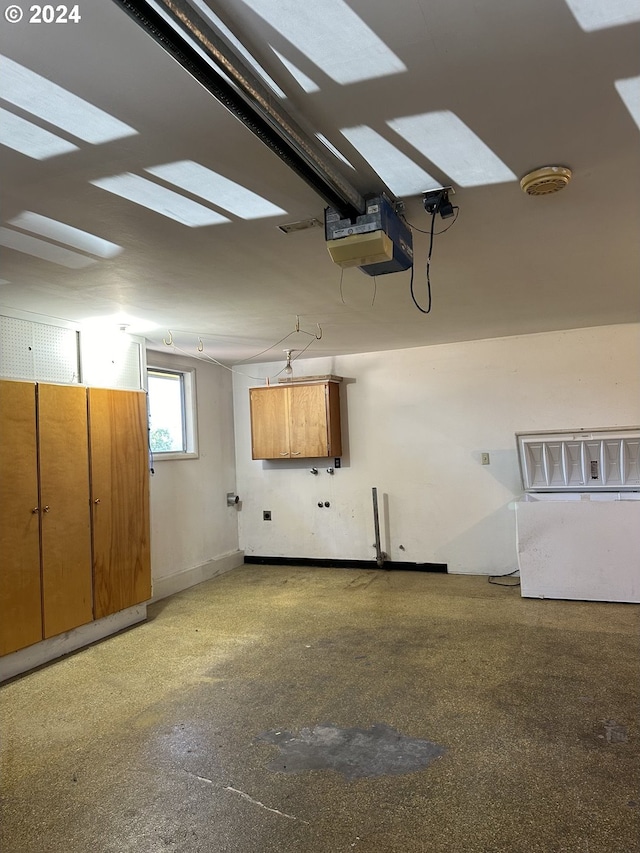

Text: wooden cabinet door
xmin=250 ymin=386 xmax=290 ymax=459
xmin=38 ymin=384 xmax=93 ymax=638
xmin=88 ymin=389 xmax=151 ymax=619
xmin=288 ymin=383 xmax=329 ymax=457
xmin=0 ymin=380 xmax=42 ymax=655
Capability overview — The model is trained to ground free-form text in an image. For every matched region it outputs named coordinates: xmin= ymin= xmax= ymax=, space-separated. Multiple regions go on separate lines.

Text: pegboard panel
xmin=0 ymin=316 xmax=79 ymax=383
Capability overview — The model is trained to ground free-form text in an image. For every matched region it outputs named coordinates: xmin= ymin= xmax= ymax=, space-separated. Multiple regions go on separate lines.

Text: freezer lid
xmin=515 ymin=427 xmax=640 ymax=492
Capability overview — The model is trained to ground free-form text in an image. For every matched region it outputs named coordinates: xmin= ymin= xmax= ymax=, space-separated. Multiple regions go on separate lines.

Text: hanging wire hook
xmin=315 ymin=324 xmax=323 ymax=340
xmin=163 ymin=329 xmax=174 ymax=346
xmin=197 ymin=337 xmax=204 ymax=352
xmin=295 ymin=315 xmax=300 ymax=333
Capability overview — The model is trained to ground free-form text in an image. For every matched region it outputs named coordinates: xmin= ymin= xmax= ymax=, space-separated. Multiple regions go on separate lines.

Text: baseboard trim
xmin=244 ymin=556 xmax=448 ymax=572
xmin=0 ymin=604 xmax=147 ymax=683
xmin=151 ymin=550 xmax=244 ymax=602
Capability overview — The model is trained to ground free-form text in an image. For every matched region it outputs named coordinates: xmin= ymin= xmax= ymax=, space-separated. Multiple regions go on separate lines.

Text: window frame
xmin=147 ymin=365 xmax=198 ymax=460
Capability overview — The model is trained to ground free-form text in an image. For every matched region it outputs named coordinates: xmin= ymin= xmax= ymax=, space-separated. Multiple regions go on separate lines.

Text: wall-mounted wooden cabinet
xmin=250 ymin=380 xmax=342 ymax=460
xmin=0 ymin=380 xmax=150 ymax=658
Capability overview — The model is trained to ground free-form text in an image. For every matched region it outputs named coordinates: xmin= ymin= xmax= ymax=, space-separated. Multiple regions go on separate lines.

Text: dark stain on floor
xmin=256 ymin=722 xmax=445 ymax=780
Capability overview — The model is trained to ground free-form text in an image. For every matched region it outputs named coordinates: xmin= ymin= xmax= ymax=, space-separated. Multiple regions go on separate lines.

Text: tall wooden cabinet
xmin=39 ymin=384 xmax=93 ymax=639
xmin=88 ymin=388 xmax=151 ymax=619
xmin=0 ymin=380 xmax=151 ymax=657
xmin=0 ymin=381 xmax=42 ymax=656
xmin=250 ymin=380 xmax=342 ymax=459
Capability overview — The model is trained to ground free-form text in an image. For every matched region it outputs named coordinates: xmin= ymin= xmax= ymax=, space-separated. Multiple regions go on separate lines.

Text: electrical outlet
xmin=334 ymin=457 xmax=341 ymax=468
xmin=263 ymin=510 xmax=271 ymax=521
xmin=481 ymin=452 xmax=490 ymax=465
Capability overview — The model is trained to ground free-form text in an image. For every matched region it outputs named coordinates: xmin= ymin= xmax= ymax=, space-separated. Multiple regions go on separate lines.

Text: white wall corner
xmin=151 ymin=550 xmax=245 ymax=602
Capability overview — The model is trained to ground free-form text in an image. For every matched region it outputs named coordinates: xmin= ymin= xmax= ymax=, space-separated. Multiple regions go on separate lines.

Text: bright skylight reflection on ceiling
xmin=615 ymin=75 xmax=640 ymax=131
xmin=0 ymin=227 xmax=98 ymax=269
xmin=0 ymin=106 xmax=79 ymax=159
xmin=340 ymin=126 xmax=439 ymax=197
xmin=8 ymin=212 xmax=123 ymax=258
xmin=185 ymin=0 xmax=287 ymax=97
xmin=145 ymin=161 xmax=286 ymax=219
xmin=271 ymin=48 xmax=320 ymax=93
xmin=387 ymin=111 xmax=517 ymax=187
xmin=563 ymin=0 xmax=640 ymax=30
xmin=90 ymin=173 xmax=231 ymax=227
xmin=240 ymin=0 xmax=406 ymax=84
xmin=0 ymin=55 xmax=137 ymax=144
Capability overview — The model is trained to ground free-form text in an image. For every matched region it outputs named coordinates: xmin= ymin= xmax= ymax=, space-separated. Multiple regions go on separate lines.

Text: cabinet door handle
xmin=31 ymin=507 xmax=39 ymax=514
xmin=94 ymin=498 xmax=101 ymax=504
xmin=291 ymin=451 xmax=301 ymax=456
xmin=43 ymin=505 xmax=50 ymax=513
xmin=279 ymin=451 xmax=289 ymax=457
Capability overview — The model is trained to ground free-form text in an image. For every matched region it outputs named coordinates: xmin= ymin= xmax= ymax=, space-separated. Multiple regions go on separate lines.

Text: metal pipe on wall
xmin=372 ymin=487 xmax=386 ymax=568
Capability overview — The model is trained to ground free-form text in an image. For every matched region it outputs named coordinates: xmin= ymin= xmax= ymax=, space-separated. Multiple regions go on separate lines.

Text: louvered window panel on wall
xmin=0 ymin=316 xmax=79 ymax=384
xmin=517 ymin=428 xmax=640 ymax=491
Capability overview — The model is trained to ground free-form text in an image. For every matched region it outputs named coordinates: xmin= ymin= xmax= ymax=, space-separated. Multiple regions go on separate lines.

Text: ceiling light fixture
xmin=520 ymin=166 xmax=572 ymax=196
xmin=283 ymin=349 xmax=295 ymax=375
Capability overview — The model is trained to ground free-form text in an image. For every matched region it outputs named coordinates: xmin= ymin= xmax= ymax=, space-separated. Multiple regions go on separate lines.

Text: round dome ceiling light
xmin=520 ymin=166 xmax=572 ymax=196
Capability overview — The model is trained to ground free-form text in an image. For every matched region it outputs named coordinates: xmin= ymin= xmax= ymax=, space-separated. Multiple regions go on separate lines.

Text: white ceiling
xmin=1 ymin=0 xmax=639 ymax=365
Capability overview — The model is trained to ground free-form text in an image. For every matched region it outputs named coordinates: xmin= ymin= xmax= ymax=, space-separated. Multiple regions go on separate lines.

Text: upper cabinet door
xmin=88 ymin=389 xmax=151 ymax=619
xmin=38 ymin=383 xmax=93 ymax=638
xmin=288 ymin=383 xmax=330 ymax=457
xmin=250 ymin=386 xmax=290 ymax=459
xmin=0 ymin=380 xmax=42 ymax=656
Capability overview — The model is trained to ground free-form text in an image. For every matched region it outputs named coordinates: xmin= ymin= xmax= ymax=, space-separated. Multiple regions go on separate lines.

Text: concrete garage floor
xmin=1 ymin=566 xmax=638 ymax=853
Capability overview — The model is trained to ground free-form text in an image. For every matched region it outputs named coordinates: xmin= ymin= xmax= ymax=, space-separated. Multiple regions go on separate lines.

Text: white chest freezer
xmin=515 ymin=428 xmax=640 ymax=603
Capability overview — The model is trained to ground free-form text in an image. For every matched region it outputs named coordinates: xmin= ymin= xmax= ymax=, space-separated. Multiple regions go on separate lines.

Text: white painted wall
xmin=148 ymin=351 xmax=242 ymax=597
xmin=233 ymin=324 xmax=640 ymax=574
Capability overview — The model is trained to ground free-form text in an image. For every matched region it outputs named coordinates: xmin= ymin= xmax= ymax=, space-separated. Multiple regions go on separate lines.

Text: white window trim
xmin=147 ymin=365 xmax=199 ymax=461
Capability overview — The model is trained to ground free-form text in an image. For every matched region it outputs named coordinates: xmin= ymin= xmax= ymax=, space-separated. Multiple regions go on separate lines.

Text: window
xmin=147 ymin=367 xmax=198 ymax=459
